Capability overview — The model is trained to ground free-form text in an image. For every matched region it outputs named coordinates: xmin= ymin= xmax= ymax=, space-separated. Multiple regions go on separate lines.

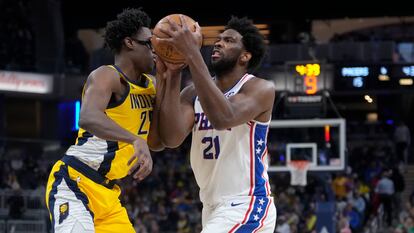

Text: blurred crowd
xmin=0 ymin=120 xmax=411 ymax=233
xmin=0 ymin=0 xmax=35 ymax=71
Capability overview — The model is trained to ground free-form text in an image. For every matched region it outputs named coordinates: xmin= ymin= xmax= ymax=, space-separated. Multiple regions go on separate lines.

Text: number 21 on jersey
xmin=202 ymin=136 xmax=220 ymax=159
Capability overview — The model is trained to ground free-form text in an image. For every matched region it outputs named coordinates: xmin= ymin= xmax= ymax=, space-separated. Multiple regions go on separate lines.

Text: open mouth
xmin=211 ymin=50 xmax=221 ymax=59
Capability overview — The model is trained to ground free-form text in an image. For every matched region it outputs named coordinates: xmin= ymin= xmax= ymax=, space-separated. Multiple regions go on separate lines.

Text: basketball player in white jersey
xmin=155 ymin=16 xmax=277 ymax=232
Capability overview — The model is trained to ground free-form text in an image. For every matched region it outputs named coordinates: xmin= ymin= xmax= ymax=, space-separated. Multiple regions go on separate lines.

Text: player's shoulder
xmin=244 ymin=75 xmax=276 ymax=93
xmin=181 ymin=84 xmax=197 ymax=103
xmin=88 ymin=65 xmax=119 ymax=81
xmin=83 ymin=66 xmax=121 ymax=90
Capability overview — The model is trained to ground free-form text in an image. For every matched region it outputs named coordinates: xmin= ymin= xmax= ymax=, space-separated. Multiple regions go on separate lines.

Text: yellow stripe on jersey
xmin=66 ymin=65 xmax=156 ymax=180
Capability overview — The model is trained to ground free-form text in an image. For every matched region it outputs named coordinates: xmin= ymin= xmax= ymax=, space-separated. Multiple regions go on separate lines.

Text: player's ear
xmin=124 ymin=37 xmax=135 ymax=50
xmin=240 ymin=51 xmax=252 ymax=63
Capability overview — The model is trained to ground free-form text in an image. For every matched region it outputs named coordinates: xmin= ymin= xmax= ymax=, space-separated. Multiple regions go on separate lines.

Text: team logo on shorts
xmin=59 ymin=202 xmax=69 ymax=224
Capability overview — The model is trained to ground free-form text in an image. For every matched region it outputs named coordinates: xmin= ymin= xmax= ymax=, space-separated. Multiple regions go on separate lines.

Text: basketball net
xmin=288 ymin=160 xmax=310 ymax=186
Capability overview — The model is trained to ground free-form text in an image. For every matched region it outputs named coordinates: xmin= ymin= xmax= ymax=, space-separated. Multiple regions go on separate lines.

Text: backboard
xmin=267 ymin=118 xmax=346 ymax=172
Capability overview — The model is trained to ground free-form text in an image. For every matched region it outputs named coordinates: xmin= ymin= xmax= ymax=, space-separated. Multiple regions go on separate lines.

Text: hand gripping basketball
xmin=151 ymin=14 xmax=202 ymax=64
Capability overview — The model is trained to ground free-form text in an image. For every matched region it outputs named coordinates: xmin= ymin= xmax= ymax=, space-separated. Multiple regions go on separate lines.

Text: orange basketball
xmin=151 ymin=14 xmax=202 ymax=64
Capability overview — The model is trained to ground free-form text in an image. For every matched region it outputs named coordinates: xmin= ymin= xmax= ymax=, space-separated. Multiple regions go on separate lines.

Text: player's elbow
xmin=78 ymin=115 xmax=91 ymax=130
xmin=162 ymin=138 xmax=183 ymax=149
xmin=160 ymin=132 xmax=186 ymax=148
xmin=148 ymin=142 xmax=165 ymax=152
xmin=78 ymin=111 xmax=98 ymax=131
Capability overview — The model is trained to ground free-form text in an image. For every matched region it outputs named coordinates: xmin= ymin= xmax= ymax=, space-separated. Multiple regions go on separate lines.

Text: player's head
xmin=104 ymin=8 xmax=154 ymax=72
xmin=211 ymin=16 xmax=266 ymax=75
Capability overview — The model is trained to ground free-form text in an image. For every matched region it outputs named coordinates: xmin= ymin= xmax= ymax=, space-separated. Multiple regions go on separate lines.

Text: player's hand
xmin=155 ymin=56 xmax=185 ymax=80
xmin=127 ymin=137 xmax=153 ymax=181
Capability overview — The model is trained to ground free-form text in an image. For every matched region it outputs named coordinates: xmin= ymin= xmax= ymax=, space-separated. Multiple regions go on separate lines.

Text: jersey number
xmin=138 ymin=110 xmax=152 ymax=135
xmin=202 ymin=136 xmax=220 ymax=159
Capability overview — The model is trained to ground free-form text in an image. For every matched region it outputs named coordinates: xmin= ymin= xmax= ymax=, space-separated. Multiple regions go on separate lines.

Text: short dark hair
xmin=104 ymin=8 xmax=151 ymax=54
xmin=225 ymin=16 xmax=267 ymax=71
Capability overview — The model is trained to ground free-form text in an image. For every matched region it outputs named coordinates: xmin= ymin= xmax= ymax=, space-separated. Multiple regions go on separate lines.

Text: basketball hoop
xmin=287 ymin=160 xmax=310 ymax=186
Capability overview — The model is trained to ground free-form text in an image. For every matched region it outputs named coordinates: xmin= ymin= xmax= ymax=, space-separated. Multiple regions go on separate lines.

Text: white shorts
xmin=49 ymin=177 xmax=95 ymax=233
xmin=201 ymin=196 xmax=277 ymax=233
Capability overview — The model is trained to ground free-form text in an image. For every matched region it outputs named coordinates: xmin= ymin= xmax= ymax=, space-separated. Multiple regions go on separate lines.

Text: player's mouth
xmin=211 ymin=49 xmax=221 ymax=60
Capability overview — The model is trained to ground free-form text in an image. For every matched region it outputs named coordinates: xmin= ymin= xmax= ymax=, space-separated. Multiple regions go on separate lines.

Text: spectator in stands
xmin=338 ymin=216 xmax=352 ymax=233
xmin=276 ymin=215 xmax=291 ymax=233
xmin=304 ymin=208 xmax=317 ymax=233
xmin=332 ymin=172 xmax=351 ymax=199
xmin=133 ymin=218 xmax=148 ymax=233
xmin=395 ymin=216 xmax=414 ymax=233
xmin=391 ymin=166 xmax=405 ymax=218
xmin=349 ymin=191 xmax=366 ymax=219
xmin=375 ymin=169 xmax=395 ymax=226
xmin=394 ymin=120 xmax=411 ymax=166
xmin=7 ymin=186 xmax=25 ymax=219
xmin=403 ymin=216 xmax=414 ymax=233
xmin=177 ymin=210 xmax=190 ymax=233
xmin=6 ymin=172 xmax=20 ymax=191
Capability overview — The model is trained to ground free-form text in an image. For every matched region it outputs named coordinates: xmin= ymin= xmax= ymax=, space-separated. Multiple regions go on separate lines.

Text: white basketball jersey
xmin=190 ymin=73 xmax=272 ymax=205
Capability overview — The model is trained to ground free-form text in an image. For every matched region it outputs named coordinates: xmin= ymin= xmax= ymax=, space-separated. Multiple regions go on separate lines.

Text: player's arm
xmin=79 ymin=66 xmax=152 ymax=180
xmin=188 ymin=59 xmax=275 ymax=128
xmin=79 ymin=66 xmax=142 ymax=143
xmin=159 ymin=72 xmax=195 ymax=148
xmin=146 ymin=75 xmax=165 ymax=152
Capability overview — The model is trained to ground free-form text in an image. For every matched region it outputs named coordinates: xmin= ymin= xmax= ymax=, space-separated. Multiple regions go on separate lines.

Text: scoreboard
xmin=294 ymin=63 xmax=320 ymax=94
xmin=258 ymin=62 xmax=414 ymax=94
xmin=334 ymin=64 xmax=414 ymax=92
xmin=258 ymin=62 xmax=334 ymax=94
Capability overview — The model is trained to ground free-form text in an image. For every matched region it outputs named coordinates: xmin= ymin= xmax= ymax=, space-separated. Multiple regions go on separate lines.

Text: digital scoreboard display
xmin=294 ymin=64 xmax=320 ymax=94
xmin=280 ymin=63 xmax=332 ymax=94
xmin=334 ymin=64 xmax=414 ymax=91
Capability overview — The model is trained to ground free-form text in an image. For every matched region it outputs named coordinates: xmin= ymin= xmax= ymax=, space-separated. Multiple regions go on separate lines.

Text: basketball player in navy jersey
xmin=156 ymin=16 xmax=277 ymax=232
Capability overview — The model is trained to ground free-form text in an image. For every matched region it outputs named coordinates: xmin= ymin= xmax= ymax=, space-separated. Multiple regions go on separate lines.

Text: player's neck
xmin=114 ymin=56 xmax=143 ymax=82
xmin=215 ymin=69 xmax=247 ymax=92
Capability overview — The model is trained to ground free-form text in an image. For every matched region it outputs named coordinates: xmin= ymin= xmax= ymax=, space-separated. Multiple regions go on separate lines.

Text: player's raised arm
xmin=156 ymin=57 xmax=195 ymax=148
xmin=146 ymin=74 xmax=166 ymax=152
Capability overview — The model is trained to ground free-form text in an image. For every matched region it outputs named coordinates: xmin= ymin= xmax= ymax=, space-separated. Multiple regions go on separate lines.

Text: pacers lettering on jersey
xmin=130 ymin=94 xmax=154 ymax=109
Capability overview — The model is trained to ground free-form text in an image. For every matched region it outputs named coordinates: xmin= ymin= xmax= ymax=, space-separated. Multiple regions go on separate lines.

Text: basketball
xmin=151 ymin=14 xmax=202 ymax=64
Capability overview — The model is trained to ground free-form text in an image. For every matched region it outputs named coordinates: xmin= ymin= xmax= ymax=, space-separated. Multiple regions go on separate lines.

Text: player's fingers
xmin=134 ymin=158 xmax=151 ymax=180
xmin=133 ymin=166 xmax=147 ymax=180
xmin=158 ymin=27 xmax=175 ymax=37
xmin=128 ymin=161 xmax=140 ymax=175
xmin=178 ymin=63 xmax=187 ymax=69
xmin=155 ymin=37 xmax=174 ymax=44
xmin=127 ymin=154 xmax=138 ymax=166
xmin=166 ymin=16 xmax=179 ymax=31
xmin=180 ymin=15 xmax=189 ymax=30
xmin=195 ymin=22 xmax=201 ymax=33
xmin=155 ymin=56 xmax=167 ymax=72
xmin=139 ymin=164 xmax=152 ymax=180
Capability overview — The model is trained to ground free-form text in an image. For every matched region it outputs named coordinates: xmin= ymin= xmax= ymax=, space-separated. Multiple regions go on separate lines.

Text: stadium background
xmin=1 ymin=0 xmax=414 ymax=232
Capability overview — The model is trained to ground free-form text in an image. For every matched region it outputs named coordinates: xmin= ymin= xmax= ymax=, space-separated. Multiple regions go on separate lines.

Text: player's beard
xmin=210 ymin=55 xmax=238 ymax=77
